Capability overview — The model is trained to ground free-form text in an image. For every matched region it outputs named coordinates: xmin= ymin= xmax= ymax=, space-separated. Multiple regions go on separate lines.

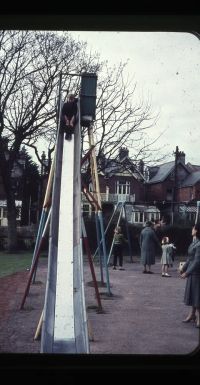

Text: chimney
xmin=178 ymin=151 xmax=185 ymax=164
xmin=119 ymin=147 xmax=129 ymax=160
xmin=139 ymin=160 xmax=144 ymax=175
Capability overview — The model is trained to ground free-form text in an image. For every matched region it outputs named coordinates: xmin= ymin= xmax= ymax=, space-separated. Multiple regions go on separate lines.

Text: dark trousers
xmin=113 ymin=244 xmax=123 ymax=267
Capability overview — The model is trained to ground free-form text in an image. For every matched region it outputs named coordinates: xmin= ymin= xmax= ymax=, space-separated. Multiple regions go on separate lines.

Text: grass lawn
xmin=0 ymin=251 xmax=47 ymax=278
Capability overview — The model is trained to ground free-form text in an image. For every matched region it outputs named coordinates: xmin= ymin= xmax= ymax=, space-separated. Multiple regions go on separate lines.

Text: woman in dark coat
xmin=140 ymin=221 xmax=162 ymax=274
xmin=180 ymin=223 xmax=200 ymax=328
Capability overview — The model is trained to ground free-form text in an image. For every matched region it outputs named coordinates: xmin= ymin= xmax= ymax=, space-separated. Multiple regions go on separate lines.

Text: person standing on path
xmin=112 ymin=226 xmax=128 ymax=270
xmin=140 ymin=220 xmax=162 ymax=274
xmin=180 ymin=223 xmax=200 ymax=328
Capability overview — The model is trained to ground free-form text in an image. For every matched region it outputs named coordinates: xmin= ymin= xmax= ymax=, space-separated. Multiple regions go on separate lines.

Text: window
xmin=16 ymin=207 xmax=21 ymax=220
xmin=135 ymin=212 xmax=139 ymax=222
xmin=116 ymin=181 xmax=130 ymax=195
xmin=139 ymin=212 xmax=144 ymax=222
xmin=3 ymin=209 xmax=7 ymax=218
xmin=132 ymin=210 xmax=144 ymax=223
xmin=166 ymin=188 xmax=173 ymax=201
xmin=82 ymin=204 xmax=90 ymax=213
xmin=149 ymin=212 xmax=159 ymax=221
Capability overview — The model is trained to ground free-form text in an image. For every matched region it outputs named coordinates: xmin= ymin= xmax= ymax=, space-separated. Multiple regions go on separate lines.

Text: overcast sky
xmin=71 ymin=31 xmax=200 ymax=165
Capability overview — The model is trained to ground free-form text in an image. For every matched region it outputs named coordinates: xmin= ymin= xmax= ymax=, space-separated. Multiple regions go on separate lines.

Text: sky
xmin=70 ymin=31 xmax=200 ymax=166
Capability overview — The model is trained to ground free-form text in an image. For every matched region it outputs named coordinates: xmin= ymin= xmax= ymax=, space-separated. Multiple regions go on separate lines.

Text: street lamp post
xmin=171 ymin=145 xmax=179 ymax=225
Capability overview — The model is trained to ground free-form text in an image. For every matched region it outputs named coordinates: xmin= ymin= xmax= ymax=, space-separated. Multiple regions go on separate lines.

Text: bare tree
xmin=0 ymin=30 xmax=167 ymax=252
xmin=0 ymin=30 xmax=101 ymax=252
xmin=82 ymin=61 xmax=168 ymax=173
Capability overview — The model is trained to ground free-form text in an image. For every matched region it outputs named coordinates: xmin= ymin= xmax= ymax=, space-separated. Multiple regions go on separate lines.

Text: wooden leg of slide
xmin=34 ymin=310 xmax=44 ymax=341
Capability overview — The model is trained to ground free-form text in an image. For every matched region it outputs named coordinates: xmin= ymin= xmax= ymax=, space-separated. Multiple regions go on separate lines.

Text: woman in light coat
xmin=180 ymin=223 xmax=200 ymax=328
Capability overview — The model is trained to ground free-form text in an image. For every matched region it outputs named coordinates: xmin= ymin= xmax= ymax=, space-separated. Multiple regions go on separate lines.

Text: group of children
xmin=112 ymin=226 xmax=176 ymax=276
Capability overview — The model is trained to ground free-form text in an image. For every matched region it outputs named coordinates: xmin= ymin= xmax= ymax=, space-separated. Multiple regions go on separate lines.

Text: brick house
xmin=98 ymin=148 xmax=145 ymax=204
xmin=145 ymin=151 xmax=200 ymax=224
xmin=177 ymin=162 xmax=200 ymax=202
xmin=82 ymin=148 xmax=160 ymax=224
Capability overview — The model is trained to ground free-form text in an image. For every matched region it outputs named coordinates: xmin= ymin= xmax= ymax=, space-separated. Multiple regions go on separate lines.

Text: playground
xmin=1 ymin=72 xmax=200 ymax=364
xmin=0 ymin=253 xmax=199 ymax=356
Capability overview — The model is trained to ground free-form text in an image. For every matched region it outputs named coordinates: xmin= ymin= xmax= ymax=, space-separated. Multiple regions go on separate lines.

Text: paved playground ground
xmin=0 ymin=254 xmax=199 ymax=373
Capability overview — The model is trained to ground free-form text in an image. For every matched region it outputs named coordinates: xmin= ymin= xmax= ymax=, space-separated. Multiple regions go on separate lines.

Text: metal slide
xmin=41 ymin=108 xmax=89 ymax=353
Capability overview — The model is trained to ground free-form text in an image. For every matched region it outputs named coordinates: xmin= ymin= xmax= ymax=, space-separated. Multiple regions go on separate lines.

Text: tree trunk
xmin=6 ymin=191 xmax=18 ymax=253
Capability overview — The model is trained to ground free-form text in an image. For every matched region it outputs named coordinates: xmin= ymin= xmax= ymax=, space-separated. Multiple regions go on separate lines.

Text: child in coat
xmin=161 ymin=236 xmax=176 ymax=277
xmin=61 ymin=94 xmax=78 ymax=140
xmin=112 ymin=226 xmax=128 ymax=270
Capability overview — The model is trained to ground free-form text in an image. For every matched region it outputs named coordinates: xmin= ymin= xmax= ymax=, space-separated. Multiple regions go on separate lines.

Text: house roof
xmin=180 ymin=171 xmax=200 ymax=187
xmin=147 ymin=161 xmax=175 ymax=184
xmin=103 ymin=157 xmax=145 ymax=181
xmin=147 ymin=160 xmax=191 ymax=184
xmin=132 ymin=205 xmax=160 ymax=213
xmin=186 ymin=162 xmax=200 ymax=172
xmin=147 ymin=157 xmax=200 ymax=187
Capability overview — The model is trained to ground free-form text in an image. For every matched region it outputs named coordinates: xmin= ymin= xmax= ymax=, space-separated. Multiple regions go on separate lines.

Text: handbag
xmin=179 ymin=261 xmax=185 ymax=271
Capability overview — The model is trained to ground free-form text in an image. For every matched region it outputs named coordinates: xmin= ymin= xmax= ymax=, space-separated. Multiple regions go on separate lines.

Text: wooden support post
xmin=81 ymin=145 xmax=95 ymax=166
xmin=87 ymin=125 xmax=112 ymax=296
xmin=31 ymin=154 xmax=55 ymax=283
xmin=87 ymin=127 xmax=102 ymax=209
xmin=34 ymin=310 xmax=44 ymax=340
xmin=107 ymin=202 xmax=124 ymax=265
xmin=20 ymin=208 xmax=51 ymax=309
xmin=82 ymin=216 xmax=103 ymax=312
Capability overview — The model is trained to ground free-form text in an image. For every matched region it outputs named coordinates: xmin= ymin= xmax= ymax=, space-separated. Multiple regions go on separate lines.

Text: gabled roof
xmin=132 ymin=205 xmax=160 ymax=213
xmin=147 ymin=160 xmax=190 ymax=184
xmin=181 ymin=171 xmax=200 ymax=187
xmin=186 ymin=162 xmax=200 ymax=172
xmin=147 ymin=161 xmax=174 ymax=184
xmin=121 ymin=156 xmax=145 ymax=181
xmin=103 ymin=156 xmax=145 ymax=181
